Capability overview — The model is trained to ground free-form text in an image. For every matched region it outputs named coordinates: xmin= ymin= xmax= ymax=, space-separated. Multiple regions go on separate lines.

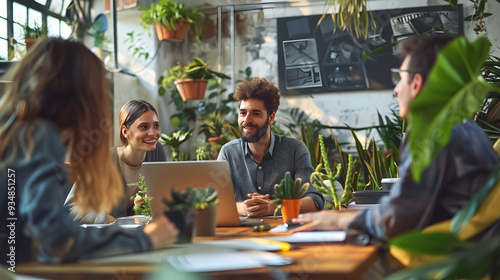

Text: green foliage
xmin=139 ymin=0 xmax=205 ymax=40
xmin=483 ymin=54 xmax=500 ymax=88
xmin=319 ymin=0 xmax=376 ymax=40
xmin=310 ymin=134 xmax=343 ymax=210
xmin=279 ymin=107 xmax=311 ymax=138
xmin=343 ymin=154 xmax=359 ymax=204
xmin=329 ymin=130 xmax=349 ymax=189
xmin=124 ymin=31 xmax=150 ymax=61
xmin=387 ymin=165 xmax=500 ymax=279
xmin=408 ymin=36 xmax=498 ymax=182
xmin=195 ymin=145 xmax=210 ymax=161
xmin=236 ymin=66 xmax=253 ymax=82
xmin=375 ymin=104 xmax=405 ymax=157
xmin=300 ymin=122 xmax=321 ymax=168
xmin=386 ymin=234 xmax=500 ymax=280
xmin=128 ymin=174 xmax=151 ymax=216
xmin=162 ymin=187 xmax=218 ymax=212
xmin=162 ymin=57 xmax=230 ymax=86
xmin=351 ymin=130 xmax=398 ymax=190
xmin=198 ymin=109 xmax=228 ymax=138
xmin=311 ymin=162 xmax=342 ymax=210
xmin=18 ymin=21 xmax=47 ymax=39
xmin=159 ymin=129 xmax=193 ymax=161
xmin=272 ymin=172 xmax=309 ymax=214
xmin=390 ymin=231 xmax=472 ymax=256
xmin=158 ymin=57 xmax=230 ymax=99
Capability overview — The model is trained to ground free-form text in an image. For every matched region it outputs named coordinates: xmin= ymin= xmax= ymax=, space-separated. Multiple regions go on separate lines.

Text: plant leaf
xmin=408 ymin=36 xmax=493 ymax=182
xmin=390 ymin=231 xmax=469 ymax=255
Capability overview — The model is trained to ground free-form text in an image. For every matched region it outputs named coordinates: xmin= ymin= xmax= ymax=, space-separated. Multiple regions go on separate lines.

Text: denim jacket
xmin=0 ymin=120 xmax=152 ymax=265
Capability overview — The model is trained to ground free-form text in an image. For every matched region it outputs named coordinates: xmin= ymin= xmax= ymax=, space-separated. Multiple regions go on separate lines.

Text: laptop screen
xmin=141 ymin=160 xmax=241 ymax=226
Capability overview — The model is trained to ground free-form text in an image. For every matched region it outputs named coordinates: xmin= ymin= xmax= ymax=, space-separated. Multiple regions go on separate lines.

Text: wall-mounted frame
xmin=277 ymin=4 xmax=464 ymax=96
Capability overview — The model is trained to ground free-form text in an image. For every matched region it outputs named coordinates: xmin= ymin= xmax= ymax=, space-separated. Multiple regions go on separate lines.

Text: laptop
xmin=141 ymin=160 xmax=241 ymax=226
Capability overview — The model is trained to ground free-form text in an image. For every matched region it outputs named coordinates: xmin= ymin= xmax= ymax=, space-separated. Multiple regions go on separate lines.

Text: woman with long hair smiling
xmin=66 ymin=100 xmax=166 ymax=223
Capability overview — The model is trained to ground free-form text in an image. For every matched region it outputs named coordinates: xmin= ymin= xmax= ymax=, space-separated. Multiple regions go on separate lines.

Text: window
xmin=1 ymin=0 xmax=71 ymax=60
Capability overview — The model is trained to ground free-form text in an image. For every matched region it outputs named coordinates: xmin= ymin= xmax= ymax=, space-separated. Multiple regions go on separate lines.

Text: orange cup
xmin=281 ymin=199 xmax=301 ymax=224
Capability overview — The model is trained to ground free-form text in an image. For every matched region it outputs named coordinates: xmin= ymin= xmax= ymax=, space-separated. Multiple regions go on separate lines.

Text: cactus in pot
xmin=272 ymin=172 xmax=309 ymax=223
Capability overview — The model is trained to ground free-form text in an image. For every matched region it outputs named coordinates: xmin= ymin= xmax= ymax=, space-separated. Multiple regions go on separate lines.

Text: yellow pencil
xmin=251 ymin=238 xmax=292 ymax=252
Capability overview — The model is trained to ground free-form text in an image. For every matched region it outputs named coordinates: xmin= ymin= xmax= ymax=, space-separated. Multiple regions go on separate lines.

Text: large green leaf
xmin=386 ymin=234 xmax=500 ymax=280
xmin=389 ymin=231 xmax=470 ymax=255
xmin=408 ymin=36 xmax=493 ymax=182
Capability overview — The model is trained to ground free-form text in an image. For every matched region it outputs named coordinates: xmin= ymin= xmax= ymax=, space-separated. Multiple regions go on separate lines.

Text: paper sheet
xmin=265 ymin=231 xmax=346 ymax=243
xmin=165 ymin=250 xmax=293 ymax=272
xmin=197 ymin=238 xmax=283 ymax=251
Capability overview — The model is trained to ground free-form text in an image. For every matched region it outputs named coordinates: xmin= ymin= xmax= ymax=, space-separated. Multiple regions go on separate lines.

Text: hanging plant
xmin=318 ymin=0 xmax=376 ymax=39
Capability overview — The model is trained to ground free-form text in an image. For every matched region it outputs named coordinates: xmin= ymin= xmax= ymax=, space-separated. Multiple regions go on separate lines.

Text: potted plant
xmin=189 ymin=187 xmax=219 ymax=236
xmin=272 ymin=172 xmax=309 ymax=223
xmin=20 ymin=21 xmax=47 ymax=51
xmin=159 ymin=57 xmax=230 ymax=101
xmin=198 ymin=109 xmax=228 ymax=145
xmin=310 ymin=134 xmax=341 ymax=210
xmin=162 ymin=187 xmax=218 ymax=241
xmin=128 ymin=174 xmax=151 ymax=217
xmin=159 ymin=129 xmax=193 ymax=161
xmin=139 ymin=0 xmax=204 ymax=42
xmin=162 ymin=189 xmax=196 ymax=243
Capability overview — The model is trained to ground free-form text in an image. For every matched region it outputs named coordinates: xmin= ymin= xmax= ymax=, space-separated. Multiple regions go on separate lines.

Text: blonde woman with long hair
xmin=0 ymin=38 xmax=177 ymax=264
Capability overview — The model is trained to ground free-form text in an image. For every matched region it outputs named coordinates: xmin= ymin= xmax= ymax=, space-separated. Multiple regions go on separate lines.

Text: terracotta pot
xmin=208 ymin=136 xmax=225 ymax=146
xmin=25 ymin=38 xmax=37 ymax=51
xmin=193 ymin=206 xmax=217 ymax=236
xmin=281 ymin=199 xmax=301 ymax=224
xmin=155 ymin=21 xmax=188 ymax=42
xmin=236 ymin=14 xmax=247 ymax=36
xmin=174 ymin=79 xmax=208 ymax=101
xmin=164 ymin=209 xmax=195 ymax=243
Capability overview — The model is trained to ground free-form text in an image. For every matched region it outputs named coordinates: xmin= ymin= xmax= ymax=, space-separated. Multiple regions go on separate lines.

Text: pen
xmin=251 ymin=238 xmax=292 ymax=252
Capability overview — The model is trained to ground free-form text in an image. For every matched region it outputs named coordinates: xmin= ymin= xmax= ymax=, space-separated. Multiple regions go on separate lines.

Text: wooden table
xmin=16 ymin=218 xmax=379 ymax=280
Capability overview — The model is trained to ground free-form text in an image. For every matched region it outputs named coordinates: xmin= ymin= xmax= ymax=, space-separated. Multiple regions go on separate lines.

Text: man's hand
xmin=239 ymin=192 xmax=277 ymax=217
xmin=291 ymin=210 xmax=358 ymax=232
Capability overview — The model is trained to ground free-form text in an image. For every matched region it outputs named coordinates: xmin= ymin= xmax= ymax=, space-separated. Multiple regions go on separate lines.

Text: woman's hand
xmin=143 ymin=215 xmax=179 ymax=249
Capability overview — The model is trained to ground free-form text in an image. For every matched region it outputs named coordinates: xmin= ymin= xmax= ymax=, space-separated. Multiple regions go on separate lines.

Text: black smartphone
xmin=284 ymin=220 xmax=306 ymax=230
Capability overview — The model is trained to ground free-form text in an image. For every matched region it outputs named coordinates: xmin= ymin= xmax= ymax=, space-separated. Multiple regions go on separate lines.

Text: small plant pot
xmin=155 ymin=21 xmax=189 ymax=42
xmin=174 ymin=79 xmax=208 ymax=101
xmin=208 ymin=136 xmax=225 ymax=146
xmin=381 ymin=178 xmax=400 ymax=190
xmin=352 ymin=190 xmax=390 ymax=204
xmin=164 ymin=209 xmax=195 ymax=243
xmin=25 ymin=38 xmax=37 ymax=51
xmin=193 ymin=206 xmax=217 ymax=236
xmin=281 ymin=199 xmax=301 ymax=224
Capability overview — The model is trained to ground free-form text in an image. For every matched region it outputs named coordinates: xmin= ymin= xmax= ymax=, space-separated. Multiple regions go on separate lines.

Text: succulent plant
xmin=162 ymin=187 xmax=218 ymax=212
xmin=272 ymin=172 xmax=309 ymax=215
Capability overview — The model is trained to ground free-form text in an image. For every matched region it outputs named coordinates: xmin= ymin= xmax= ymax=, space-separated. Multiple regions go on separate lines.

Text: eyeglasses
xmin=390 ymin=68 xmax=410 ymax=85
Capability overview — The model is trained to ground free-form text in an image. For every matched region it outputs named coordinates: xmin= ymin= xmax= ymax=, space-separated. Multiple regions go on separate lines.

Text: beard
xmin=239 ymin=119 xmax=269 ymax=143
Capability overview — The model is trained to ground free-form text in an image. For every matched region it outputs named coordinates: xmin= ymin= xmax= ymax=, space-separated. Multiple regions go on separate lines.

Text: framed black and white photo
xmin=277 ymin=5 xmax=464 ymax=96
